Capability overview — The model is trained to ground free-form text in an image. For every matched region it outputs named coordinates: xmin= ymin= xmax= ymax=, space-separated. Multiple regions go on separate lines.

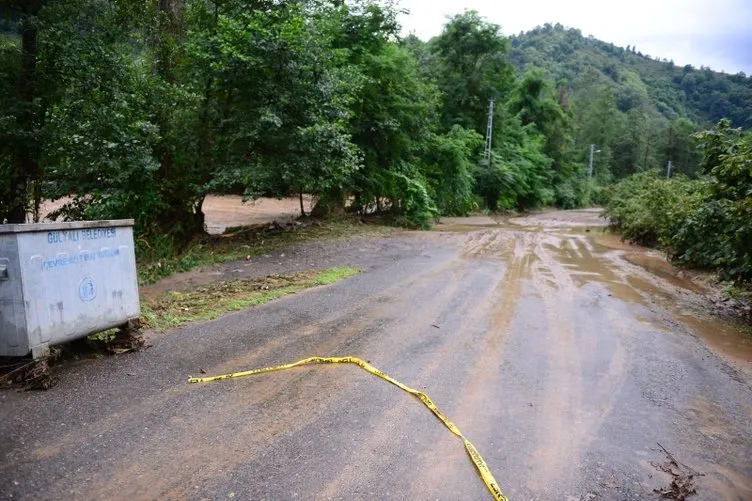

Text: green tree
xmin=430 ymin=10 xmax=515 ymax=135
xmin=2 ymin=0 xmax=44 ymax=223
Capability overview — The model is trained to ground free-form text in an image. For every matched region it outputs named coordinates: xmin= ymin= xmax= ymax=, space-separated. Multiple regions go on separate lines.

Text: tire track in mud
xmin=524 ymin=233 xmax=585 ymax=494
xmin=521 ymin=231 xmax=631 ymax=496
xmin=315 ymin=230 xmax=530 ymax=499
xmin=314 ymin=231 xmax=526 ymax=497
xmin=316 ymin=262 xmax=510 ymax=499
xmin=405 ymin=231 xmax=538 ymax=498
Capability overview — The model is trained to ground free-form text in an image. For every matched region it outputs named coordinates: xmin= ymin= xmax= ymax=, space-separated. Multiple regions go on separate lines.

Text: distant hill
xmin=510 ymin=24 xmax=752 ymax=129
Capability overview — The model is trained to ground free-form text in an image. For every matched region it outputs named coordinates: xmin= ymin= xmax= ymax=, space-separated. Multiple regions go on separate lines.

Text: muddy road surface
xmin=2 ymin=210 xmax=751 ymax=500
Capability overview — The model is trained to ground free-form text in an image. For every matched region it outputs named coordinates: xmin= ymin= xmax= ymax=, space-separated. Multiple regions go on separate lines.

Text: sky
xmin=398 ymin=0 xmax=752 ymax=75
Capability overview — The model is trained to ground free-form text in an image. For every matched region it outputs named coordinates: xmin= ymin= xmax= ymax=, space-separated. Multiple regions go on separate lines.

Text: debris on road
xmin=141 ymin=268 xmax=360 ymax=331
xmin=651 ymin=442 xmax=701 ymax=500
xmin=0 ymin=357 xmax=57 ymax=390
xmin=87 ymin=320 xmax=151 ymax=355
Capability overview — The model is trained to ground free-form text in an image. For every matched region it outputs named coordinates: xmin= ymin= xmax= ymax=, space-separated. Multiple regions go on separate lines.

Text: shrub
xmin=602 ymin=171 xmax=698 ymax=247
xmin=604 ymin=120 xmax=752 ymax=282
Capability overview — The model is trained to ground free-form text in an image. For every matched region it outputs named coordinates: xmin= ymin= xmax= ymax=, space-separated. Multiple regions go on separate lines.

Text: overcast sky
xmin=398 ymin=0 xmax=752 ymax=75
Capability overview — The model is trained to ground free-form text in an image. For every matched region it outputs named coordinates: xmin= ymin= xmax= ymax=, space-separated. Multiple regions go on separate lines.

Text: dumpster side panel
xmin=0 ymin=235 xmax=30 ymax=356
xmin=18 ymin=224 xmax=140 ymax=351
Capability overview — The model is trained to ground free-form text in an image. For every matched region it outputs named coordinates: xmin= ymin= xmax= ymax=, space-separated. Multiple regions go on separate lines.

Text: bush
xmin=389 ymin=171 xmax=439 ymax=229
xmin=603 ymin=171 xmax=698 ymax=247
xmin=425 ymin=126 xmax=483 ymax=216
xmin=554 ymin=176 xmax=599 ymax=209
xmin=604 ymin=120 xmax=752 ymax=282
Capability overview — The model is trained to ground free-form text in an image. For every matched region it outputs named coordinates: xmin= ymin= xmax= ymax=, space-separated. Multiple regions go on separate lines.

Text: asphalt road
xmin=1 ymin=211 xmax=751 ymax=501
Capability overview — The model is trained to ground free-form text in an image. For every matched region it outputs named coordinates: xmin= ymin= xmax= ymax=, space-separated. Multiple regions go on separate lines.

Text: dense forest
xmin=1 ymin=2 xmax=750 ymax=263
xmin=511 ymin=24 xmax=752 ymax=129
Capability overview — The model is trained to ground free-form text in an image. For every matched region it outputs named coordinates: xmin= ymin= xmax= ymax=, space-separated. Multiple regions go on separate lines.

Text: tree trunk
xmin=299 ymin=190 xmax=305 ymax=217
xmin=154 ymin=0 xmax=184 ymax=183
xmin=8 ymin=11 xmax=41 ymax=224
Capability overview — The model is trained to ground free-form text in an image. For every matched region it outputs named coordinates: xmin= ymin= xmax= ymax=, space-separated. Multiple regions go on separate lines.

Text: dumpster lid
xmin=0 ymin=219 xmax=135 ymax=234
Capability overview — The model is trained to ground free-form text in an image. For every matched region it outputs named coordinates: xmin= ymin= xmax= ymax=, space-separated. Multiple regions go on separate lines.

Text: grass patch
xmin=141 ymin=267 xmax=360 ymax=330
xmin=137 ymin=217 xmax=391 ymax=285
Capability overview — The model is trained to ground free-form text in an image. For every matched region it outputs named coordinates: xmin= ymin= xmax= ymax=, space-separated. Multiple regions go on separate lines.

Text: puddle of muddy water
xmin=623 ymin=253 xmax=706 ymax=294
xmin=590 ymin=231 xmax=646 ymax=253
xmin=545 ymin=231 xmax=752 ymax=372
xmin=670 ymin=311 xmax=752 ymax=367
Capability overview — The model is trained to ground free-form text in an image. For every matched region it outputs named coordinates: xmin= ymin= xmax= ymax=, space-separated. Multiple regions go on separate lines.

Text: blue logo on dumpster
xmin=78 ymin=277 xmax=97 ymax=302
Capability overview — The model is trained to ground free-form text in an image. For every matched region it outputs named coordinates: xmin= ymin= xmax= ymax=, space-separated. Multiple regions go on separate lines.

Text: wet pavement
xmin=1 ymin=210 xmax=751 ymax=500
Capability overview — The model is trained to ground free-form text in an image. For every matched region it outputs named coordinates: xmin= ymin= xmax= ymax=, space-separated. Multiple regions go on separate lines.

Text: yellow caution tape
xmin=189 ymin=356 xmax=508 ymax=501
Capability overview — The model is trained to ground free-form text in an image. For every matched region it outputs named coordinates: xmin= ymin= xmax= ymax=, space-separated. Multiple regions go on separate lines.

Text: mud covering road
xmin=1 ymin=210 xmax=751 ymax=500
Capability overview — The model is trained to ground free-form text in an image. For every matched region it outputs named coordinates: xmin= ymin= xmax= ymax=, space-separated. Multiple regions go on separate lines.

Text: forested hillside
xmin=511 ymin=24 xmax=752 ymax=129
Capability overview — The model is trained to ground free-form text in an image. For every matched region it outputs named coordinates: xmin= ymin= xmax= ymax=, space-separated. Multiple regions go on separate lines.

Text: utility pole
xmin=588 ymin=144 xmax=595 ymax=178
xmin=484 ymin=99 xmax=494 ymax=167
xmin=666 ymin=160 xmax=673 ymax=179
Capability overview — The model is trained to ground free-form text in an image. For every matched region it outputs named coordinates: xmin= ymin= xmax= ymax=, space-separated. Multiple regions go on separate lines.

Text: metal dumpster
xmin=0 ymin=220 xmax=140 ymax=358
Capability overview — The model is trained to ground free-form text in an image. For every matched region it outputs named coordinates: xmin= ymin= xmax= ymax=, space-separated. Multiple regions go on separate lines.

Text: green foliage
xmin=604 ymin=121 xmax=752 ymax=282
xmin=388 ymin=171 xmax=438 ymax=229
xmin=603 ymin=170 xmax=698 ymax=246
xmin=554 ymin=176 xmax=596 ymax=209
xmin=424 ymin=125 xmax=484 ymax=216
xmin=430 ymin=10 xmax=514 ymax=134
xmin=511 ymin=25 xmax=724 ymax=183
xmin=511 ymin=23 xmax=752 ymax=129
xmin=346 ymin=41 xmax=440 ymax=226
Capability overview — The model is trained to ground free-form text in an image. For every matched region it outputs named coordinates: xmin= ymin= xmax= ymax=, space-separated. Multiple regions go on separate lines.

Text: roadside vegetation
xmin=141 ymin=267 xmax=360 ymax=330
xmin=0 ymin=3 xmax=585 ymax=238
xmin=137 ymin=216 xmax=390 ymax=284
xmin=603 ymin=120 xmax=752 ymax=285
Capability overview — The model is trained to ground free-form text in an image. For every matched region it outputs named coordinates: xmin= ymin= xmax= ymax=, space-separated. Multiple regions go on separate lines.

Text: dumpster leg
xmin=31 ymin=343 xmax=50 ymax=360
xmin=107 ymin=319 xmax=151 ymax=354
